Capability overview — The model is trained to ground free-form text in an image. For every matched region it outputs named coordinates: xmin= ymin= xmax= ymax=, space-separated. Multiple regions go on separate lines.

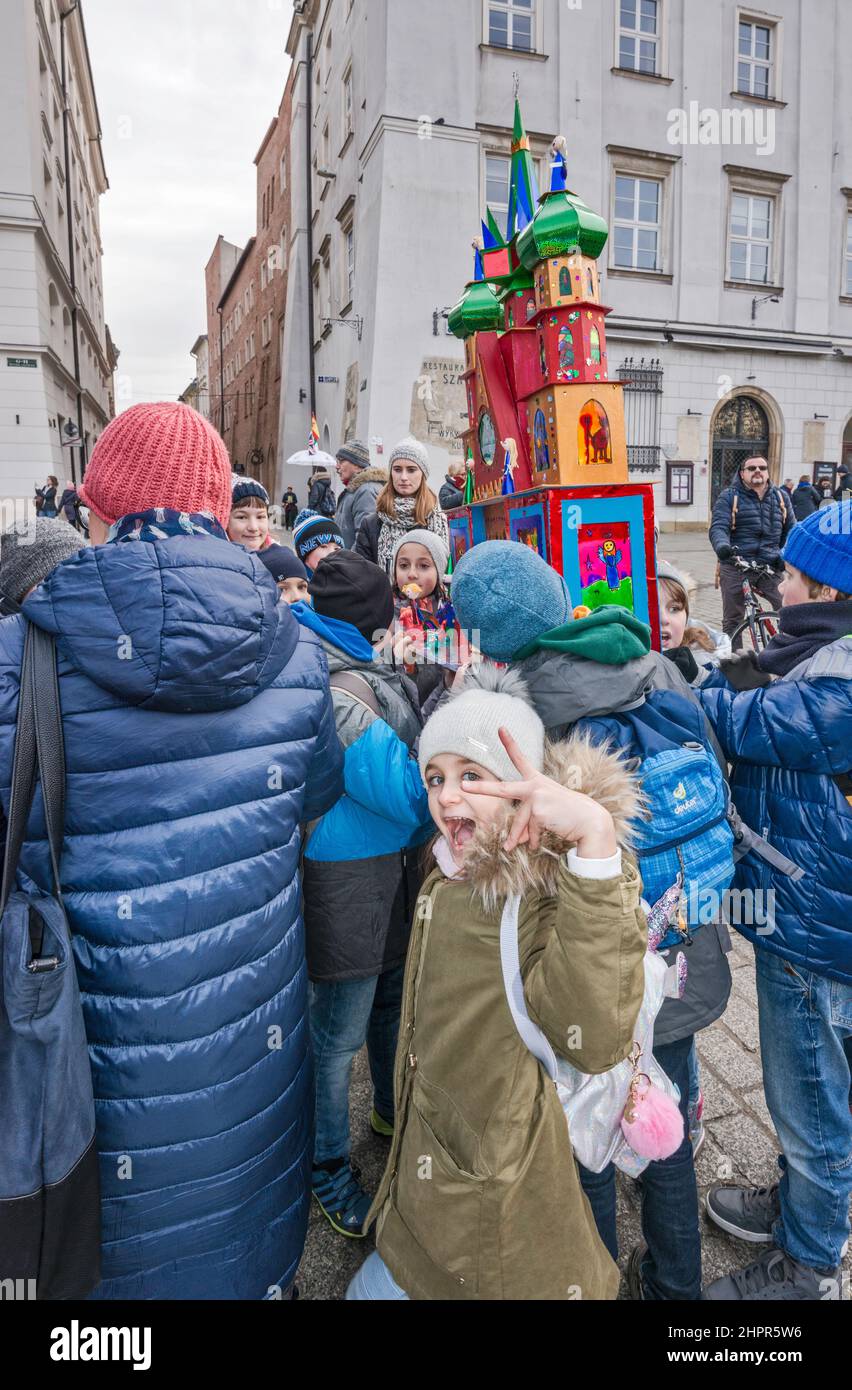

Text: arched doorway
xmin=711 ymin=396 xmax=771 ymax=506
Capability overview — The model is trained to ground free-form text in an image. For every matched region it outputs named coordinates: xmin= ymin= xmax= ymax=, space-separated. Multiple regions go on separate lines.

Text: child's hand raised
xmin=468 ymin=728 xmax=618 ymax=859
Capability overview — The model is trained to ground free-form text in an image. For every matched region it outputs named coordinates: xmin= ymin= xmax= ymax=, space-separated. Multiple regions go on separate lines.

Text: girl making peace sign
xmin=348 ymin=664 xmax=647 ymax=1302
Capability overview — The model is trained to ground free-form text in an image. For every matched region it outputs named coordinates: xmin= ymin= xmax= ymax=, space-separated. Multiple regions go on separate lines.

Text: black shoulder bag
xmin=0 ymin=623 xmax=101 ymax=1299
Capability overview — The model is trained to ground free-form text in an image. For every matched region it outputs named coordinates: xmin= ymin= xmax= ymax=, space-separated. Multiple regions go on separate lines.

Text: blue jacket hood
xmin=292 ymin=601 xmax=376 ymax=662
xmin=21 ymin=534 xmax=299 ymax=713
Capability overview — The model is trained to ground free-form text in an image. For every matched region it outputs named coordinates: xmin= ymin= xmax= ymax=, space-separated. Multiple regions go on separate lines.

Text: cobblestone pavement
xmin=297 ymin=531 xmax=852 ymax=1301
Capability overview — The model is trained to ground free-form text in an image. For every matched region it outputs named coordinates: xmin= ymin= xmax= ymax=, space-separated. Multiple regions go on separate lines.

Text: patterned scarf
xmin=108 ymin=509 xmax=229 ymax=545
xmin=376 ymin=497 xmax=450 ymax=576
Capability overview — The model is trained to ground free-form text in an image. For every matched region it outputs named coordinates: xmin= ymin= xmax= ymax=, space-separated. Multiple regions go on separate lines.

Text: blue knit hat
xmin=293 ymin=509 xmax=345 ymax=564
xmin=453 ymin=541 xmax=573 ymax=662
xmin=783 ymin=500 xmax=852 ymax=594
xmin=231 ymin=474 xmax=270 ymax=508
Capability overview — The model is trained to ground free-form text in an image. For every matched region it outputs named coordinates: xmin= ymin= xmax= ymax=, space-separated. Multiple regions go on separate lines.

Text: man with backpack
xmin=709 ymin=457 xmax=795 ymax=645
xmin=452 ymin=540 xmax=735 ymax=1300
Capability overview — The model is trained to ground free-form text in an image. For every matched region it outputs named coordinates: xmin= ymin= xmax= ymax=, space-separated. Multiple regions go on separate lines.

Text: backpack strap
xmin=499 ymin=893 xmax=559 ymax=1082
xmin=329 ymin=671 xmax=383 ymax=720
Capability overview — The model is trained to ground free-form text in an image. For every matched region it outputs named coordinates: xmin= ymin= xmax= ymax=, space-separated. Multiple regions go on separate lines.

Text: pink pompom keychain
xmin=620 ymin=1044 xmax=684 ymax=1161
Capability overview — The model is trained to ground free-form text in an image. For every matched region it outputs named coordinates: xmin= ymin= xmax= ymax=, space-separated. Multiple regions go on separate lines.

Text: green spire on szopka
xmin=505 ymin=99 xmax=540 ymax=241
xmin=447 ymin=279 xmax=503 ymax=339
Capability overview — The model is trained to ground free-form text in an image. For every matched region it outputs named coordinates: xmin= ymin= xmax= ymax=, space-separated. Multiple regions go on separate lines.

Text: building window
xmin=618 ymin=356 xmax=664 ymax=472
xmin=729 ymin=191 xmax=773 ymax=283
xmin=322 ymin=123 xmax=331 ymax=170
xmin=342 ymin=66 xmax=353 ymax=140
xmin=618 ymin=0 xmax=660 ymax=74
xmin=342 ymin=222 xmax=355 ymax=305
xmin=666 ymin=461 xmax=694 ymax=506
xmin=487 ymin=0 xmax=535 ymax=52
xmin=845 ymin=210 xmax=852 ymax=297
xmin=613 ymin=175 xmax=662 ymax=271
xmin=737 ymin=17 xmax=773 ymax=98
xmin=279 ymin=154 xmax=287 ymax=196
xmin=261 ymin=260 xmax=267 ymax=291
xmin=250 ymin=332 xmax=256 ymax=359
xmin=485 ymin=153 xmax=511 ymax=234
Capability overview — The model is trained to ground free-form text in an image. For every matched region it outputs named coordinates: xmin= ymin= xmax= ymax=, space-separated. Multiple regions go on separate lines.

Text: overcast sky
xmin=85 ymin=0 xmax=293 ymax=407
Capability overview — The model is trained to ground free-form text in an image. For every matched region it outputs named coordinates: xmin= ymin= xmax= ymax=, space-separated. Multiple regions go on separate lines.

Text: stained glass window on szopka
xmin=578 ymin=401 xmax=613 ymax=466
xmin=590 ymin=327 xmax=602 ymax=363
xmin=479 ymin=410 xmax=497 ymax=465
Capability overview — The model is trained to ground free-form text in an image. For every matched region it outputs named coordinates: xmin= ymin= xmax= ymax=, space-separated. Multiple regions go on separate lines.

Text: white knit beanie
xmin=391 ymin=528 xmax=449 ymax=579
xmin=389 ymin=436 xmax=430 ymax=478
xmin=418 ymin=664 xmax=545 ymax=784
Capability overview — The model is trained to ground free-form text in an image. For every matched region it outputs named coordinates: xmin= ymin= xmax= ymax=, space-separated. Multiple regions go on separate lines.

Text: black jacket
xmin=792 ymin=482 xmax=822 ymax=520
xmin=709 ymin=476 xmax=794 ymax=565
xmin=439 ymin=479 xmax=464 ymax=511
xmin=308 ymin=474 xmax=336 ymax=516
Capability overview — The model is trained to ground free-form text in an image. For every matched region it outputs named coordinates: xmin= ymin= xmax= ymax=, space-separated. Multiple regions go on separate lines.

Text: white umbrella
xmin=287 ymin=449 xmax=337 ymax=469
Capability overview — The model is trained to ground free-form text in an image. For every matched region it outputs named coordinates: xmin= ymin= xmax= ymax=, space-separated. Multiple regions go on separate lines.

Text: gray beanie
xmin=336 ymin=439 xmax=371 ymax=470
xmin=391 ymin=528 xmax=449 ymax=580
xmin=0 ymin=516 xmax=84 ymax=610
xmin=418 ymin=664 xmax=545 ymax=784
xmin=389 ymin=436 xmax=430 ymax=478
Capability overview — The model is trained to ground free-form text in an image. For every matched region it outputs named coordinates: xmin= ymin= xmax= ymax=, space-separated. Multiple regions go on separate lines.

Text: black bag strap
xmin=0 ymin=624 xmax=65 ymax=915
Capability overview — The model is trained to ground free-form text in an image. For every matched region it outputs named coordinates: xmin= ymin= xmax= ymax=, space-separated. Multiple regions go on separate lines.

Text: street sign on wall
xmin=6 ymin=357 xmax=37 ymax=369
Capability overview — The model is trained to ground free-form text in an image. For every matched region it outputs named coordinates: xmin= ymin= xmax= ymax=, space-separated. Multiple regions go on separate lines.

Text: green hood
xmin=514 ymin=606 xmax=652 ymax=665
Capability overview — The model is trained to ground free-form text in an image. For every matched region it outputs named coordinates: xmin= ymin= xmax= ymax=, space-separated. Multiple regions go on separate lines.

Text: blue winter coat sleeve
xmin=699 ymin=677 xmax=852 ymax=774
xmin=709 ymin=488 xmax=734 ymax=557
xmin=303 ymin=682 xmax=345 ymax=820
xmin=344 ymin=718 xmax=431 ymax=831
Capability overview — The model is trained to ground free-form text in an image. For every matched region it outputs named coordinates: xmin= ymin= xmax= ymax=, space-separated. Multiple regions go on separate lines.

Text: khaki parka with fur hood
xmin=368 ymin=718 xmax=648 ymax=1301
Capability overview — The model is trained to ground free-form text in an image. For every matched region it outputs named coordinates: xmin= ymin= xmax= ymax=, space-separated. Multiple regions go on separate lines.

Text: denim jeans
xmin=309 ymin=962 xmax=405 ymax=1165
xmin=755 ymin=947 xmax=852 ymax=1270
xmin=347 ymin=1250 xmax=409 ymax=1300
xmin=579 ymin=1033 xmax=701 ymax=1300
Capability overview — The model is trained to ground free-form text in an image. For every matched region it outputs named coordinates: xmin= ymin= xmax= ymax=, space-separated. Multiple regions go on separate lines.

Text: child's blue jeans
xmin=309 ymin=963 xmax=405 ymax=1165
xmin=755 ymin=946 xmax=852 ymax=1270
xmin=347 ymin=1251 xmax=409 ymax=1300
xmin=579 ymin=1033 xmax=701 ymax=1299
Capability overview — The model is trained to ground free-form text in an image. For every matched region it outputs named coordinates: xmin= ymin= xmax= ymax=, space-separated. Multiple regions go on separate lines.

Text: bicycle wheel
xmin=733 ymin=611 xmax=780 ymax=654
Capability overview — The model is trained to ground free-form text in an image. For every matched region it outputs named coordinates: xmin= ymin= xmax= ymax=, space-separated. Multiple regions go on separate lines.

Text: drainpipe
xmin=218 ymin=307 xmax=225 ymax=434
xmin=305 ymin=29 xmax=317 ymax=418
xmin=60 ymin=2 xmax=85 ymax=484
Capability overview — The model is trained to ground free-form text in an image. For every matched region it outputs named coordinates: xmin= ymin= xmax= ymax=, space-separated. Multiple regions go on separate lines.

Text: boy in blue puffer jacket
xmin=293 ymin=550 xmax=433 ymax=1238
xmin=699 ymin=500 xmax=852 ymax=1301
xmin=452 ymin=541 xmax=734 ymax=1302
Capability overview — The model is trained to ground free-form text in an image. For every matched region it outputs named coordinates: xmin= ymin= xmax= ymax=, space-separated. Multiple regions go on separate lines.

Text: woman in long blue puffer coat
xmin=0 ymin=510 xmax=343 ymax=1300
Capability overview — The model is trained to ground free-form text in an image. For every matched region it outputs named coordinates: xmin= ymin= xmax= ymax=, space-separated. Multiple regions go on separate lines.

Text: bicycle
xmin=730 ymin=555 xmax=781 ymax=653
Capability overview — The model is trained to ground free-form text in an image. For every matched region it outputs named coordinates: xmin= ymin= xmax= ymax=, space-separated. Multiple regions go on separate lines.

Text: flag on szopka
xmin=505 ymin=99 xmax=540 ymax=241
xmin=308 ymin=414 xmax=321 ymax=455
xmin=464 ymin=449 xmax=475 ymax=505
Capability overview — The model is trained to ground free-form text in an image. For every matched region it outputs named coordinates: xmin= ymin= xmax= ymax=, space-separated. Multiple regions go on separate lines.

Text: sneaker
xmin=625 ymin=1243 xmax=647 ymax=1300
xmin=370 ymin=1107 xmax=395 ymax=1139
xmin=702 ymin=1246 xmax=841 ymax=1301
xmin=312 ymin=1159 xmax=373 ymax=1239
xmin=705 ymin=1182 xmax=779 ymax=1242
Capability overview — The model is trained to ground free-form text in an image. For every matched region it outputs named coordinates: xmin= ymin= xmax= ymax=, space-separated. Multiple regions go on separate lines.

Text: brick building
xmin=205 ymin=73 xmax=293 ymax=498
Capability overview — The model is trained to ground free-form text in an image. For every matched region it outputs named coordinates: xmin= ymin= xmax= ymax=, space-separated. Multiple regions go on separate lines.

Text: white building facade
xmin=0 ymin=0 xmax=111 ymax=503
xmin=280 ymin=0 xmax=852 ymax=525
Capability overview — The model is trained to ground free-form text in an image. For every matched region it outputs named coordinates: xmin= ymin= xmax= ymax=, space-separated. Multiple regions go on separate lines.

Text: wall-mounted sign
xmin=410 ymin=356 xmax=466 ymax=457
xmin=7 ymin=357 xmax=37 ymax=369
xmin=318 ymin=375 xmax=340 ymax=384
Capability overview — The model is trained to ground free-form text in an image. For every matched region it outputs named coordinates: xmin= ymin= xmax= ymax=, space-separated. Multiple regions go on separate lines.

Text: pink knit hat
xmin=79 ymin=403 xmax=233 ymax=528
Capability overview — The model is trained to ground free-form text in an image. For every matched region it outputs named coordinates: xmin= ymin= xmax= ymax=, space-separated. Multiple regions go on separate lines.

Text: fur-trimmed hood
xmin=459 ymin=733 xmax=643 ymax=911
xmin=346 ymin=466 xmax=388 ymax=494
